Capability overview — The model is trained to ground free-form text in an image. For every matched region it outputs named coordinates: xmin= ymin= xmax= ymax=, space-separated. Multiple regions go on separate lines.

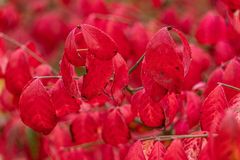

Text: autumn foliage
xmin=1 ymin=0 xmax=240 ymax=159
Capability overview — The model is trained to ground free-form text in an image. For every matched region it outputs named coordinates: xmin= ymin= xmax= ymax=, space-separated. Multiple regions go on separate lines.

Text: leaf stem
xmin=76 ymin=48 xmax=89 ymax=52
xmin=0 ymin=32 xmax=58 ymax=74
xmin=125 ymin=86 xmax=143 ymax=94
xmin=128 ymin=53 xmax=145 ymax=74
xmin=217 ymin=82 xmax=240 ymax=92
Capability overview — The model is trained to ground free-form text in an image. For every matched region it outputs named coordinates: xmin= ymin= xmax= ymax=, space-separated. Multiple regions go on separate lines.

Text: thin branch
xmin=140 ymin=133 xmax=216 ymax=141
xmin=128 ymin=54 xmax=145 ymax=74
xmin=0 ymin=32 xmax=58 ymax=74
xmin=62 ymin=140 xmax=104 ymax=151
xmin=33 ymin=75 xmax=80 ymax=80
xmin=94 ymin=13 xmax=132 ymax=24
xmin=218 ymin=82 xmax=240 ymax=92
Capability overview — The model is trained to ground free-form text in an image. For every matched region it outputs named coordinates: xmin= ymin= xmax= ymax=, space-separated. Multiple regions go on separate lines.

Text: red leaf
xmin=195 ymin=12 xmax=226 ymax=44
xmin=148 ymin=141 xmax=165 ymax=160
xmin=81 ymin=55 xmax=113 ymax=99
xmin=127 ymin=22 xmax=149 ymax=57
xmin=172 ymin=28 xmax=192 ymax=77
xmin=183 ymin=45 xmax=211 ymax=90
xmin=161 ymin=92 xmax=179 ymax=126
xmin=34 ymin=64 xmax=54 ymax=85
xmin=119 ymin=104 xmax=135 ymax=124
xmin=200 ymin=85 xmax=228 ymax=132
xmin=81 ymin=24 xmax=117 ymax=60
xmin=164 ymin=139 xmax=188 ymax=160
xmin=70 ymin=112 xmax=99 ymax=145
xmin=102 ymin=108 xmax=130 ymax=145
xmin=142 ymin=140 xmax=155 ymax=159
xmin=105 ymin=53 xmax=128 ymax=104
xmin=106 ymin=21 xmax=131 ymax=59
xmin=199 ymin=144 xmax=211 ymax=160
xmin=174 ymin=119 xmax=190 ymax=134
xmin=221 ymin=0 xmax=240 ymax=10
xmin=186 ymin=92 xmax=201 ymax=128
xmin=210 ymin=110 xmax=240 ymax=160
xmin=5 ymin=48 xmax=32 ymax=95
xmin=25 ymin=42 xmax=42 ymax=68
xmin=124 ymin=140 xmax=146 ymax=160
xmin=50 ymin=79 xmax=80 ymax=118
xmin=64 ymin=27 xmax=87 ymax=66
xmin=229 ymin=93 xmax=240 ymax=125
xmin=204 ymin=67 xmax=224 ymax=97
xmin=60 ymin=55 xmax=80 ymax=98
xmin=138 ymin=91 xmax=165 ymax=127
xmin=19 ymin=79 xmax=57 ymax=134
xmin=214 ymin=41 xmax=235 ymax=65
xmin=151 ymin=0 xmax=162 ymax=8
xmin=144 ymin=27 xmax=184 ymax=94
xmin=182 ymin=131 xmax=207 ymax=160
xmin=131 ymin=89 xmax=145 ymax=116
xmin=142 ymin=59 xmax=168 ymax=102
xmin=223 ymin=58 xmax=240 ymax=100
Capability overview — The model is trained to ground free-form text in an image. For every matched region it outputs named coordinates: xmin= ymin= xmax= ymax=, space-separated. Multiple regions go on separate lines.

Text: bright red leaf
xmin=81 ymin=24 xmax=118 ymax=60
xmin=200 ymin=85 xmax=228 ymax=132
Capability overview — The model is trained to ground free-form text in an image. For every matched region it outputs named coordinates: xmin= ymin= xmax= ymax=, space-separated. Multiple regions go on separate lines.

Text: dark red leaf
xmin=70 ymin=112 xmax=99 ymax=145
xmin=144 ymin=27 xmax=184 ymax=94
xmin=138 ymin=91 xmax=165 ymax=127
xmin=108 ymin=53 xmax=128 ymax=104
xmin=131 ymin=89 xmax=145 ymax=116
xmin=186 ymin=91 xmax=201 ymax=128
xmin=161 ymin=92 xmax=179 ymax=126
xmin=119 ymin=104 xmax=135 ymax=124
xmin=50 ymin=79 xmax=80 ymax=118
xmin=142 ymin=59 xmax=168 ymax=102
xmin=19 ymin=79 xmax=57 ymax=134
xmin=60 ymin=55 xmax=80 ymax=98
xmin=81 ymin=55 xmax=113 ymax=99
xmin=102 ymin=108 xmax=130 ymax=145
xmin=172 ymin=28 xmax=192 ymax=76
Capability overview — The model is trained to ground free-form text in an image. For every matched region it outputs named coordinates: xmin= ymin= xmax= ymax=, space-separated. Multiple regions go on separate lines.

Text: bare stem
xmin=62 ymin=140 xmax=104 ymax=151
xmin=94 ymin=13 xmax=132 ymax=24
xmin=0 ymin=32 xmax=58 ymax=74
xmin=128 ymin=54 xmax=145 ymax=74
xmin=33 ymin=75 xmax=80 ymax=80
xmin=140 ymin=133 xmax=217 ymax=141
xmin=218 ymin=82 xmax=240 ymax=92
